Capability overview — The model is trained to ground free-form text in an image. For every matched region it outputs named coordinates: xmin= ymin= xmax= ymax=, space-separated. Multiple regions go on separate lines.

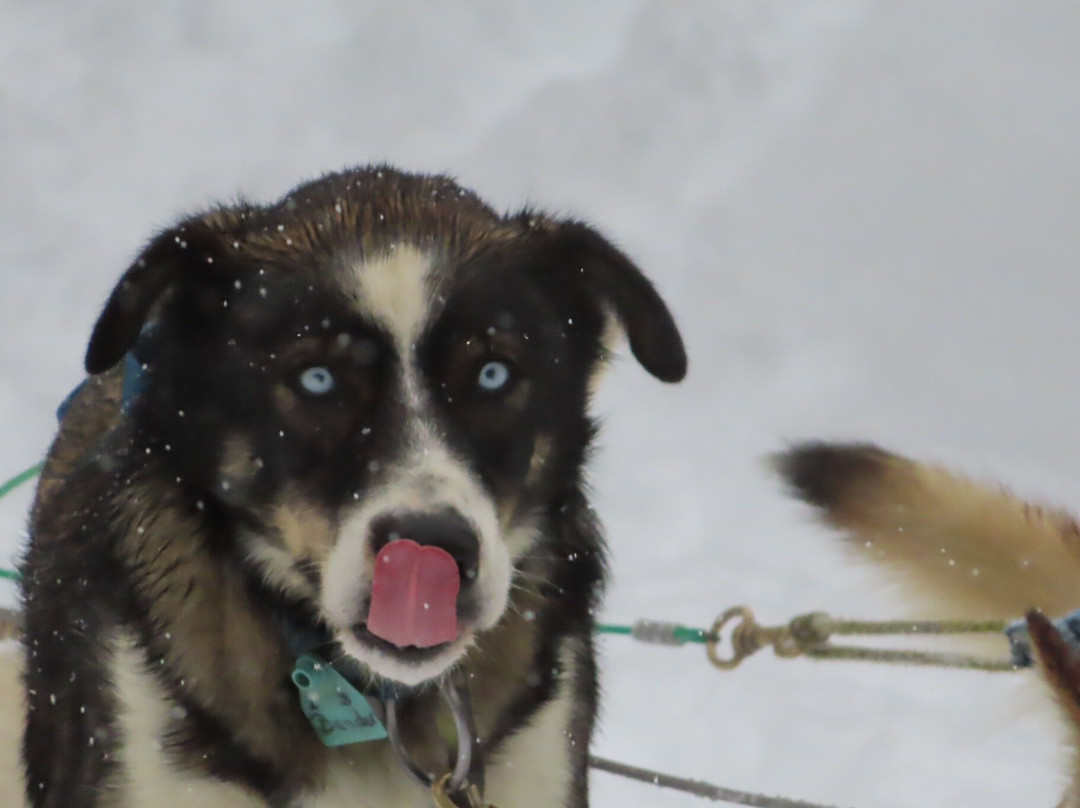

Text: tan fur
xmin=526 ymin=435 xmax=554 ymax=489
xmin=346 ymin=246 xmax=434 ymax=352
xmin=778 ymin=444 xmax=1080 ymax=619
xmin=111 ymin=486 xmax=331 ymax=788
xmin=777 ymin=442 xmax=1080 ymax=806
xmin=33 ymin=369 xmax=124 ymax=522
xmin=271 ymin=497 xmax=337 ymax=564
xmin=0 ymin=644 xmax=25 ymax=807
xmin=218 ymin=435 xmax=262 ymax=489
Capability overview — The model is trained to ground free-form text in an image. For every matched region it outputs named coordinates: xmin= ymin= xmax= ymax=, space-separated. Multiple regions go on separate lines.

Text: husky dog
xmin=776 ymin=442 xmax=1080 ymax=808
xmin=6 ymin=166 xmax=687 ymax=807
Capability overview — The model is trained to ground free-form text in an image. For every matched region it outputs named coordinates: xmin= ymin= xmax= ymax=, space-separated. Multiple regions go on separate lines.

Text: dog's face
xmin=85 ymin=167 xmax=685 ymax=685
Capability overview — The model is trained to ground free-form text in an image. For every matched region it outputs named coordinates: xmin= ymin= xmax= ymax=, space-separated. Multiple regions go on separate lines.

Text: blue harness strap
xmin=121 ymin=350 xmax=149 ymax=411
xmin=55 ymin=380 xmax=86 ymax=422
xmin=1006 ymin=609 xmax=1080 ymax=667
xmin=57 ymin=327 xmax=152 ymax=422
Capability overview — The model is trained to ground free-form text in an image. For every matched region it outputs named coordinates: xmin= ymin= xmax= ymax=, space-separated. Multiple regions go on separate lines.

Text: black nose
xmin=370 ymin=511 xmax=480 ymax=583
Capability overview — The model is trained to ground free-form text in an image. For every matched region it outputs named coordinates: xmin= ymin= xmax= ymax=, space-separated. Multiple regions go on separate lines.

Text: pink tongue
xmin=366 ymin=539 xmax=461 ymax=648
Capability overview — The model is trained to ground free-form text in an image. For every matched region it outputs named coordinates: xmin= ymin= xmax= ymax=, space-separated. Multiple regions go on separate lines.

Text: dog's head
xmin=86 ymin=166 xmax=685 ymax=685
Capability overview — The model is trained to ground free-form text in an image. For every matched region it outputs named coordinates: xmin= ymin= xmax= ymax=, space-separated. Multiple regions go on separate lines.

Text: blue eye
xmin=477 ymin=361 xmax=511 ymax=392
xmin=298 ymin=366 xmax=335 ymax=395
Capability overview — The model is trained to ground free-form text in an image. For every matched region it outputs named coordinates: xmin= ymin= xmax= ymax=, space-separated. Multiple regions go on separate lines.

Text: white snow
xmin=3 ymin=2 xmax=1080 ymax=805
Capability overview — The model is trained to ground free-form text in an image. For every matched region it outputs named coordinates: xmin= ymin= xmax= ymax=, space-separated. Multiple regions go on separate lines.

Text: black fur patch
xmin=774 ymin=441 xmax=893 ymax=511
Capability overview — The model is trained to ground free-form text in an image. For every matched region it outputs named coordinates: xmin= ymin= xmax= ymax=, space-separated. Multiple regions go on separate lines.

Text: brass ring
xmin=706 ymin=606 xmax=754 ymax=670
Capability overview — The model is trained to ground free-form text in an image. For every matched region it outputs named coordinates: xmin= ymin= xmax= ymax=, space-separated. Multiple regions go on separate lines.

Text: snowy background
xmin=2 ymin=2 xmax=1079 ymax=805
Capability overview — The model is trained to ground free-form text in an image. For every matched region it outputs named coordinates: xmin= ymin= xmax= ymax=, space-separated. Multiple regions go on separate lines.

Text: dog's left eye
xmin=298 ymin=366 xmax=336 ymax=396
xmin=477 ymin=361 xmax=512 ymax=392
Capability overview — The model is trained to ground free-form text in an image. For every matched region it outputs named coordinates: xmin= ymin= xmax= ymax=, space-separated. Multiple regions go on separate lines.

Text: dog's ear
xmin=85 ymin=222 xmax=224 ymax=374
xmin=540 ymin=220 xmax=687 ymax=383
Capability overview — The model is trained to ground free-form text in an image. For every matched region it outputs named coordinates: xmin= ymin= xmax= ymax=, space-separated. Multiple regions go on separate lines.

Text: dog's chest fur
xmin=111 ymin=635 xmax=581 ymax=808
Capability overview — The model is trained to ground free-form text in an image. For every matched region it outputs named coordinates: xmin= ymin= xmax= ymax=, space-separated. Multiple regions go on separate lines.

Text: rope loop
xmin=704 ymin=607 xmax=1015 ymax=672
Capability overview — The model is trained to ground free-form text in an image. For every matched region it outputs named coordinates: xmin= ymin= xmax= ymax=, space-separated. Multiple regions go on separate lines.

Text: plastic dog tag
xmin=291 ymin=654 xmax=388 ymax=746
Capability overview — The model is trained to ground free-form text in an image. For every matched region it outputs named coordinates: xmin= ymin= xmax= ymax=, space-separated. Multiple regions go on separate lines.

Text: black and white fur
xmin=7 ymin=166 xmax=686 ymax=807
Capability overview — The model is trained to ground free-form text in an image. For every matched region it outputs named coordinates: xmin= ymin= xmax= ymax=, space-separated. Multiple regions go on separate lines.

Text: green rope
xmin=673 ymin=626 xmax=707 ymax=644
xmin=0 ymin=462 xmax=42 ymax=583
xmin=595 ymin=623 xmax=632 ymax=636
xmin=596 ymin=621 xmax=709 ymax=645
xmin=0 ymin=462 xmax=42 ymax=501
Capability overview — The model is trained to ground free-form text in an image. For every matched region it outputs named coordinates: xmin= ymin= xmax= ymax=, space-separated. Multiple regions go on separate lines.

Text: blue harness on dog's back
xmin=56 ymin=332 xmax=151 ymax=421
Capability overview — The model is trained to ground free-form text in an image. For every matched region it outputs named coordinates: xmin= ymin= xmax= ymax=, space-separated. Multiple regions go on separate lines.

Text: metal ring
xmin=385 ymin=698 xmax=430 ymax=787
xmin=439 ymin=678 xmax=476 ymax=792
xmin=706 ymin=606 xmax=754 ymax=670
xmin=385 ymin=677 xmax=479 ymax=794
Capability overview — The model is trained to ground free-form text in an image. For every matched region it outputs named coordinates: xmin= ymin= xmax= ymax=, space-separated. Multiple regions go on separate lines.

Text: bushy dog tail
xmin=773 ymin=441 xmax=1080 ymax=619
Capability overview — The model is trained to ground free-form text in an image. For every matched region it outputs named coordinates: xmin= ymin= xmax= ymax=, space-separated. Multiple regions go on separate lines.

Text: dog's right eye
xmin=297 ymin=366 xmax=336 ymax=396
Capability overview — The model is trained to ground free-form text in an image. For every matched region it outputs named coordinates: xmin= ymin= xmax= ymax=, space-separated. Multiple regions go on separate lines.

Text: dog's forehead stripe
xmin=348 ymin=245 xmax=438 ymax=351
